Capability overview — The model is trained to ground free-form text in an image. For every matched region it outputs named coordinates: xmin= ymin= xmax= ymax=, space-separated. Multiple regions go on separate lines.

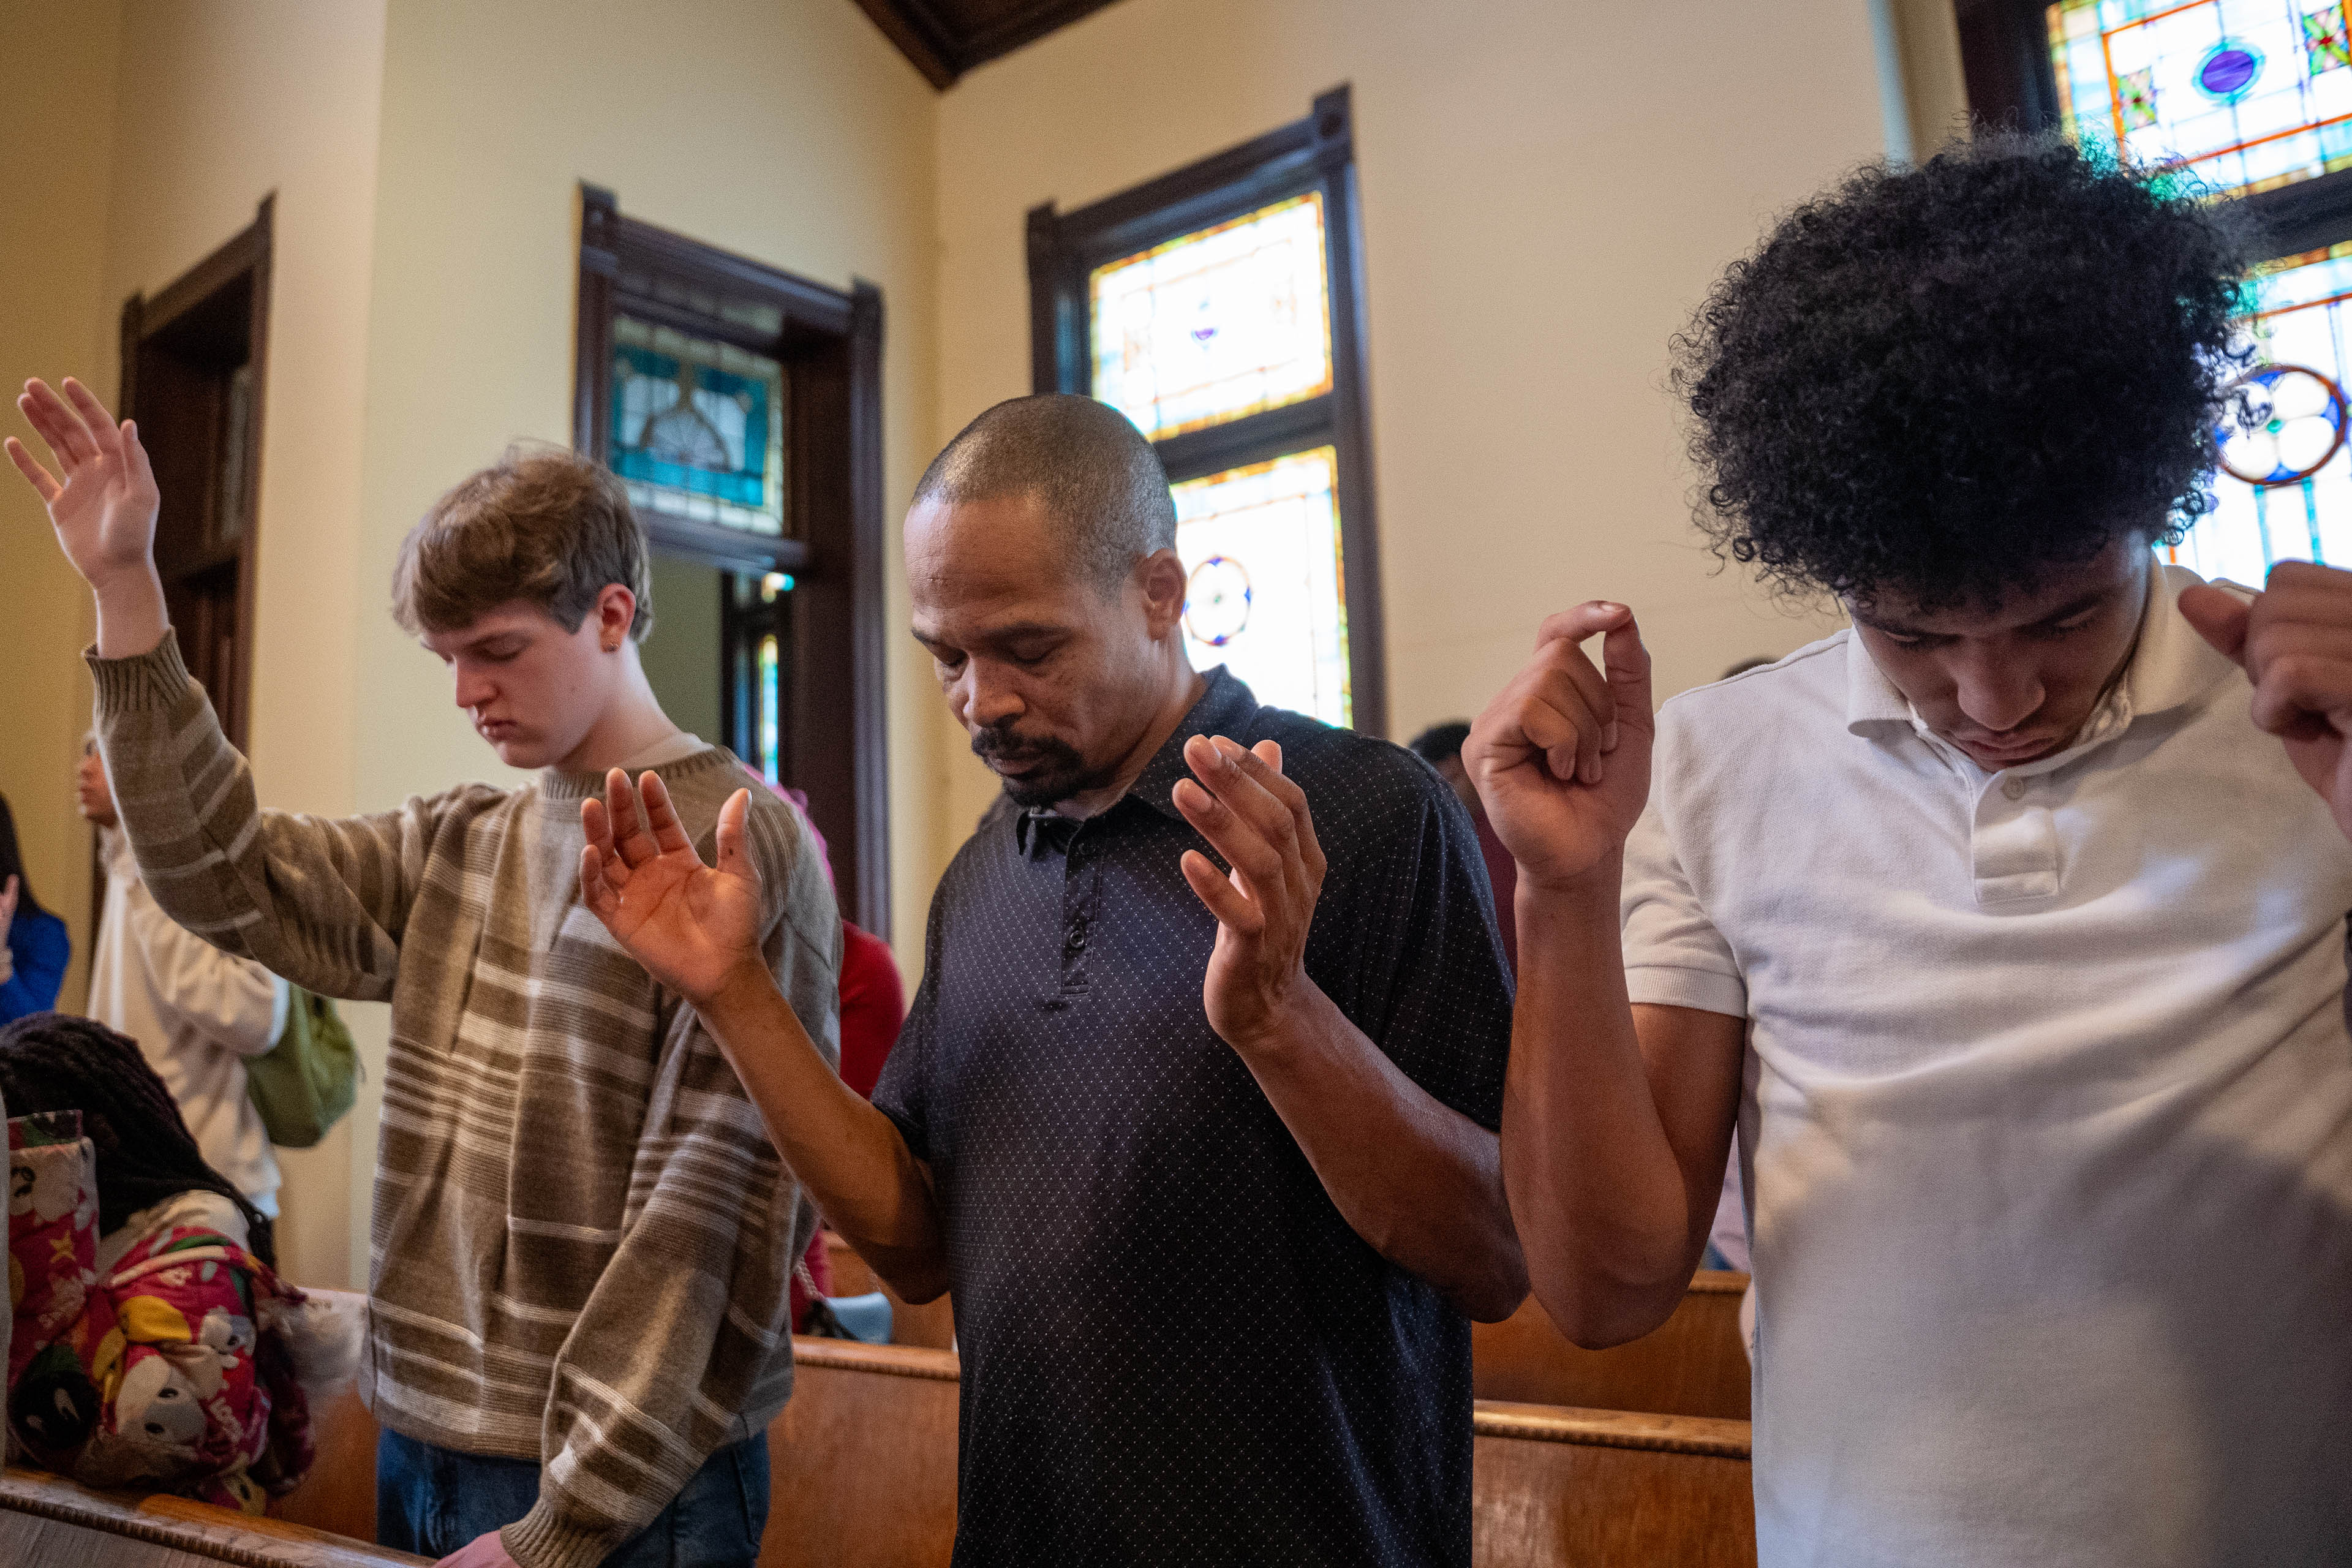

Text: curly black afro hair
xmin=1674 ymin=135 xmax=2251 ymax=612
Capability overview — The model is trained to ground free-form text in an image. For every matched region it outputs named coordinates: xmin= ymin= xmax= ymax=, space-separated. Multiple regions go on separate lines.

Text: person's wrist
xmin=91 ymin=565 xmax=168 ymax=659
xmin=1223 ymin=976 xmax=1332 ymax=1062
xmin=1515 ymin=848 xmax=1626 ymax=906
xmin=702 ymin=955 xmax=782 ymax=1019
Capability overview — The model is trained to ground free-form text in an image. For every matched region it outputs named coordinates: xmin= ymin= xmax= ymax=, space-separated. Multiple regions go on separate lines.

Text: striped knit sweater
xmin=90 ymin=634 xmax=840 ymax=1568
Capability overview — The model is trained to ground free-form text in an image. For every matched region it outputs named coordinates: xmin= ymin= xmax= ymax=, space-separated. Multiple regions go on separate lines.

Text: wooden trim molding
xmin=1471 ymin=1401 xmax=1755 ymax=1461
xmin=1027 ymin=85 xmax=1390 ymax=736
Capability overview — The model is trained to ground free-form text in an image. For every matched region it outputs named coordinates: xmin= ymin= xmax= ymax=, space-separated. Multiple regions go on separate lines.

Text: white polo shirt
xmin=1623 ymin=565 xmax=2352 ymax=1567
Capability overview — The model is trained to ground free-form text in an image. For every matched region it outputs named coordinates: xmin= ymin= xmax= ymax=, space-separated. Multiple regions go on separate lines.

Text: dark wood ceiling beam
xmin=851 ymin=0 xmax=1129 ymax=89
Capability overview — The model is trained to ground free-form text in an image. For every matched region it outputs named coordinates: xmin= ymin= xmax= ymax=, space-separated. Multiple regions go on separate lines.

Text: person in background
xmin=78 ymin=736 xmax=288 ymax=1216
xmin=756 ymin=778 xmax=908 ymax=1330
xmin=0 ymin=792 xmax=69 ymax=1025
xmin=1407 ymin=720 xmax=1518 ymax=973
xmin=3 ymin=1012 xmax=315 ymax=1510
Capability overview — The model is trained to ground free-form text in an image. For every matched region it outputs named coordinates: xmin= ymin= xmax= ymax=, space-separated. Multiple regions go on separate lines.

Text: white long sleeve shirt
xmin=87 ymin=827 xmax=285 ymax=1215
xmin=1623 ymin=565 xmax=2352 ymax=1566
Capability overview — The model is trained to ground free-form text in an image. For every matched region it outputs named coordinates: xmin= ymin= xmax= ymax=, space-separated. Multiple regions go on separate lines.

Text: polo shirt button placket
xmin=2002 ymin=774 xmax=2027 ymax=801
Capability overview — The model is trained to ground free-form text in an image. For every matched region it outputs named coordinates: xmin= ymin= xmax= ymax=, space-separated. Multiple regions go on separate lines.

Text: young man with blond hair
xmin=9 ymin=379 xmax=839 ymax=1568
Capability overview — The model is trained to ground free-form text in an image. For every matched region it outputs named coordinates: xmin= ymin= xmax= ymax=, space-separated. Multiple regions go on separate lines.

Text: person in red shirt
xmin=753 ymin=779 xmax=907 ymax=1324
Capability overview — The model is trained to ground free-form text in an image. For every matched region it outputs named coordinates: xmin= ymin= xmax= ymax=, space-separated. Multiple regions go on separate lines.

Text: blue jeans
xmin=375 ymin=1426 xmax=770 ymax=1566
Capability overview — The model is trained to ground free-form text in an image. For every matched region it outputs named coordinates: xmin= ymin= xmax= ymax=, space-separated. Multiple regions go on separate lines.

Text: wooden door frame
xmin=576 ymin=186 xmax=891 ymax=937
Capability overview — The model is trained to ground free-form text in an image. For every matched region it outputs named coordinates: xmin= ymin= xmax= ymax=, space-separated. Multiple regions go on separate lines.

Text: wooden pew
xmin=0 ymin=1466 xmax=427 ymax=1567
xmin=1472 ymin=1403 xmax=1754 ymax=1567
xmin=761 ymin=1338 xmax=960 ymax=1567
xmin=765 ymin=1336 xmax=1758 ymax=1568
xmin=817 ymin=1230 xmax=957 ymax=1349
xmin=1472 ymin=1271 xmax=1752 ymax=1420
xmin=270 ymin=1319 xmax=1760 ymax=1566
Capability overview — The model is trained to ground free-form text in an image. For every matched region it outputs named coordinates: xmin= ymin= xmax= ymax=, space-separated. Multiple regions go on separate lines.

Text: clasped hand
xmin=1173 ymin=736 xmax=1328 ymax=1055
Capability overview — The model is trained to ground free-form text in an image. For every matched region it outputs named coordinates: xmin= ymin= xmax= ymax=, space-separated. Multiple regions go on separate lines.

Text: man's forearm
xmin=699 ymin=966 xmax=951 ymax=1302
xmin=1237 ymin=987 xmax=1528 ymax=1322
xmin=1502 ymin=863 xmax=1702 ymax=1347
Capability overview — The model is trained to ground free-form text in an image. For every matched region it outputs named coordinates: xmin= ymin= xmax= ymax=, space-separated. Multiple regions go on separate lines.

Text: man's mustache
xmin=970 ymin=726 xmax=1072 ymax=762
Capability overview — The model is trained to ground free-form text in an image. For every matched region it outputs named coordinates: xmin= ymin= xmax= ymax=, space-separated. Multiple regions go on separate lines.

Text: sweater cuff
xmin=85 ymin=628 xmax=192 ymax=715
xmin=502 ymin=1501 xmax=624 ymax=1568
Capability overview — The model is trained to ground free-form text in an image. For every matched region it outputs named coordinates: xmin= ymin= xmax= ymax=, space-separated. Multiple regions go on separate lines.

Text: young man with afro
xmin=1472 ymin=137 xmax=2352 ymax=1564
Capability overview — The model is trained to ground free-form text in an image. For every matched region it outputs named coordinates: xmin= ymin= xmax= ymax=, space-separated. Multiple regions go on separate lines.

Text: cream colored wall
xmin=0 ymin=0 xmax=122 ymax=1020
xmin=352 ymin=0 xmax=939 ymax=1283
xmin=92 ymin=0 xmax=390 ymax=1290
xmin=931 ymin=0 xmax=1898 ymax=835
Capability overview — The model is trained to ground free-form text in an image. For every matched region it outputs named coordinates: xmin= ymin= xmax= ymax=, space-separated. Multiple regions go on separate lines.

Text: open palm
xmin=6 ymin=377 xmax=160 ymax=590
xmin=579 ymin=771 xmax=764 ymax=1006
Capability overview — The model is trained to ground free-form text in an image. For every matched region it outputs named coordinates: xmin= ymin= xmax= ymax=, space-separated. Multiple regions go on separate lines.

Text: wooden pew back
xmin=1471 ymin=1272 xmax=1751 ymax=1420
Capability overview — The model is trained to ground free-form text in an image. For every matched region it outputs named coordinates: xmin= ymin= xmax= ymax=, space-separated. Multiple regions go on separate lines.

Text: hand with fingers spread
xmin=579 ymin=770 xmax=767 ymax=1008
xmin=7 ymin=377 xmax=162 ymax=592
xmin=1464 ymin=601 xmax=1654 ymax=889
xmin=2182 ymin=561 xmax=2352 ymax=842
xmin=1173 ymin=735 xmax=1330 ymax=1055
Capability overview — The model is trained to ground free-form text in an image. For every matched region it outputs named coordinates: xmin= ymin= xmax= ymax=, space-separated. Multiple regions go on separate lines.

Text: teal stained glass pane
xmin=1090 ymin=193 xmax=1333 ymax=442
xmin=2048 ymin=1 xmax=2352 ymax=196
xmin=756 ymin=631 xmax=781 ymax=784
xmin=2171 ymin=244 xmax=2352 ymax=578
xmin=609 ymin=316 xmax=786 ymax=535
xmin=1171 ymin=447 xmax=1351 ymax=727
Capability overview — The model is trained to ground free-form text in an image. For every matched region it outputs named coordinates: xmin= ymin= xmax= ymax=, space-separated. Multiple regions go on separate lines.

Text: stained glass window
xmin=610 ymin=315 xmax=786 ymax=535
xmin=2166 ymin=244 xmax=2352 ymax=576
xmin=1170 ymin=447 xmax=1351 ymax=726
xmin=1089 ymin=193 xmax=1334 ymax=442
xmin=2047 ymin=1 xmax=2352 ymax=196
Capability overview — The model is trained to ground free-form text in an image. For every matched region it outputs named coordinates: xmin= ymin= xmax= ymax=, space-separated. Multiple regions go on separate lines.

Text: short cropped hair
xmin=1406 ymin=722 xmax=1471 ymax=766
xmin=914 ymin=395 xmax=1177 ymax=594
xmin=1673 ymin=134 xmax=2250 ymax=612
xmin=393 ymin=445 xmax=654 ymax=640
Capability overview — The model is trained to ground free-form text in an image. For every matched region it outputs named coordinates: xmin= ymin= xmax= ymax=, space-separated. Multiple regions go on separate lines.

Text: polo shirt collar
xmin=1012 ymin=666 xmax=1256 ymax=853
xmin=1844 ymin=561 xmax=2241 ymax=750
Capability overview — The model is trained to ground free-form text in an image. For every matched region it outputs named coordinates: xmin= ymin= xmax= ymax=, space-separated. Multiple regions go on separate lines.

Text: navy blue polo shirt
xmin=874 ymin=669 xmax=1515 ymax=1567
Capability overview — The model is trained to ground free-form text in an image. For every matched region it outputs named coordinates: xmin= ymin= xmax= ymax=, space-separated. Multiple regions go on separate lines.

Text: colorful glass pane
xmin=2169 ymin=244 xmax=2352 ymax=579
xmin=756 ymin=631 xmax=781 ymax=784
xmin=610 ymin=315 xmax=786 ymax=535
xmin=1170 ymin=447 xmax=1350 ymax=726
xmin=2046 ymin=1 xmax=2352 ymax=195
xmin=1090 ymin=193 xmax=1334 ymax=442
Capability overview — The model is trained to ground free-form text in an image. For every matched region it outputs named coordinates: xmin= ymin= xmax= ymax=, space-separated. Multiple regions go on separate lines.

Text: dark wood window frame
xmin=1025 ymin=84 xmax=1389 ymax=737
xmin=1960 ymin=0 xmax=2352 ymax=257
xmin=576 ymin=186 xmax=891 ymax=937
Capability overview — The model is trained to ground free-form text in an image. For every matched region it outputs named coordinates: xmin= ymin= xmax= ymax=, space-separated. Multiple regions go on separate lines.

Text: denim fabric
xmin=375 ymin=1427 xmax=770 ymax=1566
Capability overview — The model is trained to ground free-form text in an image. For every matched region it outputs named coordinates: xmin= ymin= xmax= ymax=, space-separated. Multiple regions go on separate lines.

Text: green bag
xmin=244 ymin=987 xmax=358 ymax=1149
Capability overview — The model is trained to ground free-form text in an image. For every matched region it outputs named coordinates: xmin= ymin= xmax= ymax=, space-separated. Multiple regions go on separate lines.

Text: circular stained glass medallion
xmin=2197 ymin=42 xmax=2262 ymax=101
xmin=2218 ymin=363 xmax=2349 ymax=486
xmin=1185 ymin=556 xmax=1253 ymax=646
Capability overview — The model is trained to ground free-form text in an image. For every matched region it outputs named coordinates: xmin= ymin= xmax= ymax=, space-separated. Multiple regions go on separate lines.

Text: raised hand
xmin=1173 ymin=736 xmax=1329 ymax=1055
xmin=2182 ymin=562 xmax=2352 ymax=843
xmin=1464 ymin=601 xmax=1654 ymax=889
xmin=0 ymin=875 xmax=17 ymax=951
xmin=579 ymin=771 xmax=765 ymax=1007
xmin=7 ymin=378 xmax=160 ymax=592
